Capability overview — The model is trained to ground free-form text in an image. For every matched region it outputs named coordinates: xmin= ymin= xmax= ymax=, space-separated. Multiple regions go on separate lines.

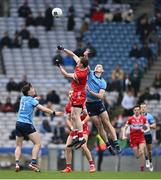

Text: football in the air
xmin=52 ymin=8 xmax=63 ymax=17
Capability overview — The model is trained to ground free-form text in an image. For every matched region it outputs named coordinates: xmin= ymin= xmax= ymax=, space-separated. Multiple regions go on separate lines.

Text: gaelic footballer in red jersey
xmin=122 ymin=105 xmax=149 ymax=171
xmin=62 ymin=91 xmax=96 ymax=173
xmin=56 ymin=45 xmax=89 ymax=149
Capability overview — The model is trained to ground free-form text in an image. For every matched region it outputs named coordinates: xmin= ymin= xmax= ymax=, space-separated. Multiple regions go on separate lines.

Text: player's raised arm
xmin=36 ymin=104 xmax=64 ymax=116
xmin=57 ymin=45 xmax=80 ymax=64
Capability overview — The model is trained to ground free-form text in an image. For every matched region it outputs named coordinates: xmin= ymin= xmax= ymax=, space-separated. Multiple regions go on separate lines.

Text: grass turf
xmin=0 ymin=171 xmax=161 ymax=179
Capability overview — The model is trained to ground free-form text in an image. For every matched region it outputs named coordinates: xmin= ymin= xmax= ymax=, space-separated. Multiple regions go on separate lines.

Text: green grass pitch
xmin=0 ymin=171 xmax=161 ymax=179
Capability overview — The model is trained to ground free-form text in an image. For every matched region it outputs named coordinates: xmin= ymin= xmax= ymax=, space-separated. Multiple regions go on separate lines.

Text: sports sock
xmin=145 ymin=155 xmax=148 ymax=160
xmin=89 ymin=160 xmax=94 ymax=165
xmin=78 ymin=131 xmax=83 ymax=141
xmin=16 ymin=160 xmax=19 ymax=165
xmin=31 ymin=159 xmax=37 ymax=165
xmin=149 ymin=152 xmax=152 ymax=163
xmin=66 ymin=164 xmax=71 ymax=168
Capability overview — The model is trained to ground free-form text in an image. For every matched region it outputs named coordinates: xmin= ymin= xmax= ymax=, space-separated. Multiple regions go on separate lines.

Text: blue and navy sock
xmin=16 ymin=160 xmax=19 ymax=164
xmin=31 ymin=159 xmax=37 ymax=165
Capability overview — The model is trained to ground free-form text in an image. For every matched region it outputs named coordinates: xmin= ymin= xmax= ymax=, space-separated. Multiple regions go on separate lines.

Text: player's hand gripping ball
xmin=52 ymin=8 xmax=63 ymax=17
xmin=57 ymin=45 xmax=64 ymax=50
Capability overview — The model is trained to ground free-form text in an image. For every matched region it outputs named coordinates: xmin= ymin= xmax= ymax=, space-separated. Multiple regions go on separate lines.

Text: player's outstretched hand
xmin=55 ymin=59 xmax=61 ymax=67
xmin=83 ymin=48 xmax=90 ymax=57
xmin=55 ymin=111 xmax=64 ymax=116
xmin=57 ymin=45 xmax=64 ymax=51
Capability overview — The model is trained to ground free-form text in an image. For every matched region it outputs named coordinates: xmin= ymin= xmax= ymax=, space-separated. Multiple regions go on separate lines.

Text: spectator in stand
xmin=140 ymin=43 xmax=154 ymax=66
xmin=113 ymin=8 xmax=122 ymax=22
xmin=121 ymin=90 xmax=136 ymax=117
xmin=46 ymin=90 xmax=60 ymax=104
xmin=138 ymin=87 xmax=151 ymax=104
xmin=6 ymin=78 xmax=18 ymax=92
xmin=123 ymin=73 xmax=132 ymax=91
xmin=45 ymin=5 xmax=54 ymax=31
xmin=18 ymin=75 xmax=28 ymax=91
xmin=0 ymin=101 xmax=3 ymax=112
xmin=13 ymin=96 xmax=21 ymax=113
xmin=151 ymin=88 xmax=160 ymax=101
xmin=129 ymin=44 xmax=141 ymax=58
xmin=2 ymin=97 xmax=14 ymax=113
xmin=53 ymin=50 xmax=64 ymax=66
xmin=152 ymin=73 xmax=161 ymax=88
xmin=18 ymin=1 xmax=32 ymax=18
xmin=0 ymin=31 xmax=12 ymax=48
xmin=122 ymin=9 xmax=134 ymax=23
xmin=25 ymin=13 xmax=35 ymax=27
xmin=136 ymin=13 xmax=160 ymax=50
xmin=104 ymin=9 xmax=113 ymax=22
xmin=154 ymin=10 xmax=161 ymax=27
xmin=35 ymin=12 xmax=45 ymax=26
xmin=39 ymin=119 xmax=51 ymax=134
xmin=52 ymin=120 xmax=67 ymax=144
xmin=19 ymin=25 xmax=30 ymax=40
xmin=80 ymin=17 xmax=89 ymax=37
xmin=111 ymin=64 xmax=124 ymax=91
xmin=91 ymin=7 xmax=104 ymax=23
xmin=28 ymin=34 xmax=39 ymax=48
xmin=67 ymin=6 xmax=75 ymax=31
xmin=13 ymin=31 xmax=21 ymax=48
xmin=130 ymin=63 xmax=142 ymax=95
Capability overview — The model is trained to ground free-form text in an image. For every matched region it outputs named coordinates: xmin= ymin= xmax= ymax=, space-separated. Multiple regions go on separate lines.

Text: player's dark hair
xmin=21 ymin=83 xmax=32 ymax=96
xmin=80 ymin=57 xmax=88 ymax=68
xmin=140 ymin=102 xmax=146 ymax=106
xmin=133 ymin=105 xmax=140 ymax=110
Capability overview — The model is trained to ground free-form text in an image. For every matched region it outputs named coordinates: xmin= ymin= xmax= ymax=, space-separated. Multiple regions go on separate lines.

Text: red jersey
xmin=71 ymin=66 xmax=89 ymax=92
xmin=127 ymin=115 xmax=147 ymax=141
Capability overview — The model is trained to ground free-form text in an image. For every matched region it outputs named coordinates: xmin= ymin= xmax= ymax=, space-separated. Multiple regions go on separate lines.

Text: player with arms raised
xmin=140 ymin=103 xmax=156 ymax=171
xmin=122 ymin=105 xmax=149 ymax=171
xmin=56 ymin=45 xmax=89 ymax=149
xmin=15 ymin=83 xmax=63 ymax=172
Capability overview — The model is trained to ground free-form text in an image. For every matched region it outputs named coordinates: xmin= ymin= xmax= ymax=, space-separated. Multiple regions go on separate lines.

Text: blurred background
xmin=0 ymin=0 xmax=161 ymax=171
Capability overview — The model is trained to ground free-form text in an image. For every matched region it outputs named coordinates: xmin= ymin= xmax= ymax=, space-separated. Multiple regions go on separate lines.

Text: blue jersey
xmin=17 ymin=96 xmax=39 ymax=124
xmin=87 ymin=71 xmax=107 ymax=101
xmin=144 ymin=112 xmax=155 ymax=135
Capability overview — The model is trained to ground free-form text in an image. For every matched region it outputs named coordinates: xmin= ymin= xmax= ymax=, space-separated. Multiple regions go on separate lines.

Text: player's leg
xmin=70 ymin=106 xmax=86 ymax=148
xmin=81 ymin=135 xmax=96 ymax=172
xmin=99 ymin=111 xmax=121 ymax=153
xmin=62 ymin=135 xmax=73 ymax=173
xmin=147 ymin=143 xmax=153 ymax=171
xmin=28 ymin=132 xmax=41 ymax=172
xmin=139 ymin=143 xmax=146 ymax=171
xmin=15 ymin=136 xmax=24 ymax=172
xmin=91 ymin=116 xmax=115 ymax=155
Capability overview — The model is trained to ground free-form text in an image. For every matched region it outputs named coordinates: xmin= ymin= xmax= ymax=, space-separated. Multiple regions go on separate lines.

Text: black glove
xmin=57 ymin=45 xmax=64 ymax=50
xmin=55 ymin=59 xmax=60 ymax=67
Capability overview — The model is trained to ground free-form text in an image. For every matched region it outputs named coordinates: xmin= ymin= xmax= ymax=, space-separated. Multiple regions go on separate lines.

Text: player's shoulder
xmin=128 ymin=115 xmax=134 ymax=121
xmin=147 ymin=112 xmax=154 ymax=119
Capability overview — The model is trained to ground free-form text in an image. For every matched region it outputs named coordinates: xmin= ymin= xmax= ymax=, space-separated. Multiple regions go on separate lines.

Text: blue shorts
xmin=16 ymin=121 xmax=36 ymax=137
xmin=86 ymin=101 xmax=106 ymax=117
xmin=144 ymin=133 xmax=152 ymax=144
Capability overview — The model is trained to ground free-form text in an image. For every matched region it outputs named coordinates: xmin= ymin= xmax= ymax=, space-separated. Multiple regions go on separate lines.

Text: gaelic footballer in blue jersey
xmin=140 ymin=103 xmax=156 ymax=172
xmin=86 ymin=64 xmax=121 ymax=155
xmin=15 ymin=83 xmax=64 ymax=172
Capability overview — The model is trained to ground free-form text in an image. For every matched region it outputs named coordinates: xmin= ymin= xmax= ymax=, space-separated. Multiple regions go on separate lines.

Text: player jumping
xmin=56 ymin=45 xmax=89 ymax=149
xmin=86 ymin=64 xmax=121 ymax=155
xmin=15 ymin=83 xmax=63 ymax=172
xmin=122 ymin=105 xmax=149 ymax=171
xmin=140 ymin=103 xmax=156 ymax=171
xmin=62 ymin=90 xmax=96 ymax=173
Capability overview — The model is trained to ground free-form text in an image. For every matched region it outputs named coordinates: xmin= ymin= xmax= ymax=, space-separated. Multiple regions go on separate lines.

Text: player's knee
xmin=66 ymin=146 xmax=72 ymax=152
xmin=35 ymin=143 xmax=41 ymax=149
